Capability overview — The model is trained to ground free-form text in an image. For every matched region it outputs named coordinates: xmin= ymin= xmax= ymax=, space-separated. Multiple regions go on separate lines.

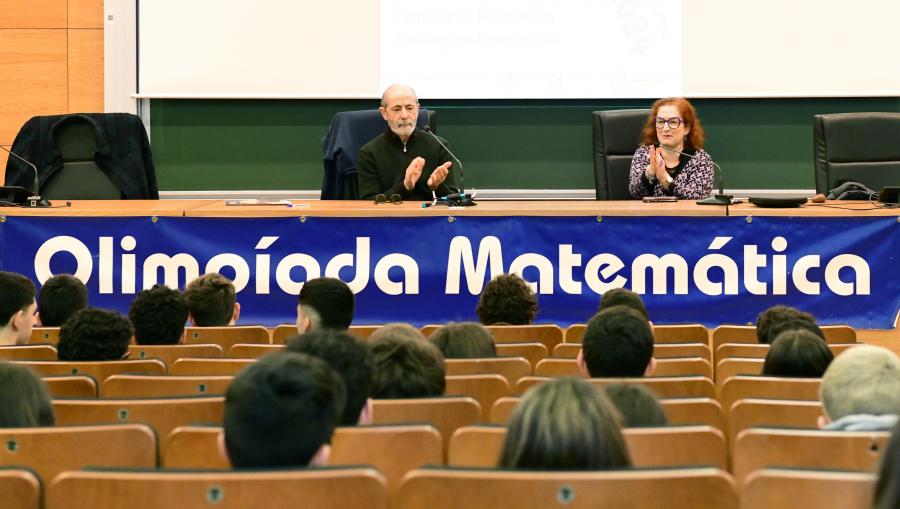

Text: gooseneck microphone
xmin=0 ymin=144 xmax=51 ymax=207
xmin=422 ymin=125 xmax=475 ymax=206
xmin=657 ymin=145 xmax=732 ymax=205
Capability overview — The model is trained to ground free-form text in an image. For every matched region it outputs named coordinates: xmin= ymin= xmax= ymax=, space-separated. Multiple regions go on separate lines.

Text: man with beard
xmin=357 ymin=84 xmax=458 ymax=201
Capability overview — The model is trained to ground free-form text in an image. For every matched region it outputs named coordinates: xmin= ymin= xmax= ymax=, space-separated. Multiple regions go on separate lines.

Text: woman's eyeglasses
xmin=655 ymin=117 xmax=683 ymax=129
xmin=374 ymin=194 xmax=403 ymax=205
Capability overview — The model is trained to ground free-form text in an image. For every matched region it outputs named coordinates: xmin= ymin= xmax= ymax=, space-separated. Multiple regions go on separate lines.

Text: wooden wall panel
xmin=0 ymin=0 xmax=66 ymax=28
xmin=69 ymin=0 xmax=104 ymax=29
xmin=68 ymin=29 xmax=104 ymax=112
xmin=0 ymin=29 xmax=68 ymax=142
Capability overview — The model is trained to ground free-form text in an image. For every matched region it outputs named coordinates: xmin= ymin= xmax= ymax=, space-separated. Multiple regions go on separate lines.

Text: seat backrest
xmin=396 ymin=467 xmax=738 ymax=509
xmin=320 ymin=109 xmax=433 ymax=200
xmin=741 ymin=468 xmax=875 ymax=509
xmin=445 ymin=375 xmax=510 ymax=421
xmin=0 ymin=469 xmax=41 ymax=509
xmin=169 ymin=358 xmax=255 ymax=376
xmin=370 ymin=397 xmax=481 ymax=453
xmin=733 ymin=429 xmax=889 ymax=485
xmin=46 ymin=468 xmax=388 ymax=509
xmin=565 ymin=324 xmax=709 ymax=345
xmin=515 ymin=376 xmax=716 ymax=398
xmin=813 ymin=112 xmax=900 ymax=194
xmin=494 ymin=343 xmax=548 ymax=368
xmin=592 ymin=109 xmax=652 ymax=200
xmin=484 ymin=325 xmax=564 ymax=352
xmin=52 ymin=396 xmax=225 ymax=454
xmin=718 ymin=376 xmax=821 ymax=415
xmin=712 ymin=325 xmax=857 ymax=350
xmin=43 ymin=116 xmax=122 ymax=200
xmin=538 ymin=353 xmax=713 ymax=378
xmin=15 ymin=360 xmax=166 ymax=383
xmin=713 ymin=343 xmax=854 ymax=364
xmin=729 ymin=399 xmax=823 ymax=444
xmin=128 ymin=344 xmax=224 ymax=368
xmin=0 ymin=424 xmax=157 ymax=483
xmin=0 ymin=344 xmax=57 ymax=361
xmin=715 ymin=358 xmax=764 ymax=385
xmin=445 ymin=357 xmax=531 ymax=387
xmin=183 ymin=326 xmax=270 ymax=351
xmin=227 ymin=344 xmax=285 ymax=358
xmin=101 ymin=375 xmax=235 ymax=398
xmin=270 ymin=324 xmax=298 ymax=344
xmin=29 ymin=327 xmax=60 ymax=345
xmin=43 ymin=375 xmax=98 ymax=398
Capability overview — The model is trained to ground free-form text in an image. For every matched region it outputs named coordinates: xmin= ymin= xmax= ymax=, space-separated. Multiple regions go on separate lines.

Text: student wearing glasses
xmin=628 ymin=98 xmax=715 ymax=200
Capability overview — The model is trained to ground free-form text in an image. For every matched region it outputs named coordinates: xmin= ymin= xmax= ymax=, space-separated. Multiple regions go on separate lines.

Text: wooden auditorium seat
xmin=529 ymin=357 xmax=716 ymax=379
xmin=395 ymin=467 xmax=738 ymax=509
xmin=728 ymin=399 xmax=823 ymax=444
xmin=515 ymin=376 xmax=716 ymax=399
xmin=42 ymin=375 xmax=98 ymax=398
xmin=0 ymin=424 xmax=156 ymax=483
xmin=715 ymin=342 xmax=857 ymax=365
xmin=712 ymin=325 xmax=857 ymax=350
xmin=494 ymin=343 xmax=548 ymax=368
xmin=370 ymin=397 xmax=481 ymax=452
xmin=128 ymin=344 xmax=224 ymax=368
xmin=29 ymin=327 xmax=60 ymax=345
xmin=552 ymin=343 xmax=712 ymax=363
xmin=270 ymin=324 xmax=298 ymax=344
xmin=227 ymin=344 xmax=285 ymax=358
xmin=169 ymin=358 xmax=255 ymax=376
xmin=422 ymin=325 xmax=564 ymax=352
xmin=445 ymin=375 xmax=510 ymax=421
xmin=100 ymin=375 xmax=235 ymax=398
xmin=718 ymin=376 xmax=821 ymax=416
xmin=0 ymin=469 xmax=41 ymax=509
xmin=740 ymin=469 xmax=875 ymax=509
xmin=444 ymin=358 xmax=531 ymax=387
xmin=563 ymin=324 xmax=708 ymax=345
xmin=15 ymin=360 xmax=166 ymax=383
xmin=715 ymin=358 xmax=764 ymax=385
xmin=46 ymin=468 xmax=388 ymax=509
xmin=0 ymin=344 xmax=58 ymax=361
xmin=183 ymin=326 xmax=270 ymax=351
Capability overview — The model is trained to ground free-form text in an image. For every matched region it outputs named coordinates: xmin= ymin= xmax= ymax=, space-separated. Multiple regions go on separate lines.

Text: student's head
xmin=874 ymin=421 xmax=900 ymax=509
xmin=476 ymin=273 xmax=538 ymax=325
xmin=287 ymin=329 xmax=375 ymax=425
xmin=297 ymin=277 xmax=355 ymax=332
xmin=598 ymin=288 xmax=649 ymax=320
xmin=604 ymin=383 xmax=668 ymax=427
xmin=224 ymin=352 xmax=345 ymax=469
xmin=820 ymin=345 xmax=900 ymax=424
xmin=369 ymin=323 xmax=445 ymax=399
xmin=128 ymin=285 xmax=189 ymax=345
xmin=755 ymin=305 xmax=822 ymax=344
xmin=37 ymin=274 xmax=88 ymax=327
xmin=184 ymin=273 xmax=239 ymax=326
xmin=0 ymin=271 xmax=37 ymax=346
xmin=429 ymin=322 xmax=496 ymax=359
xmin=578 ymin=306 xmax=655 ymax=378
xmin=0 ymin=363 xmax=54 ymax=427
xmin=762 ymin=330 xmax=834 ymax=378
xmin=498 ymin=378 xmax=631 ymax=470
xmin=57 ymin=308 xmax=133 ymax=361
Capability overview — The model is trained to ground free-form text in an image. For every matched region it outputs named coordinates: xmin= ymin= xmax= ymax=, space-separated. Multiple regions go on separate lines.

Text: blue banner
xmin=1 ymin=215 xmax=897 ymax=328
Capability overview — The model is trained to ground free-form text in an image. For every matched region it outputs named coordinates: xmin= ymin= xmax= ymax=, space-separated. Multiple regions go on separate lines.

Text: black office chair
xmin=320 ymin=109 xmax=436 ymax=200
xmin=42 ymin=116 xmax=122 ymax=200
xmin=592 ymin=109 xmax=651 ymax=200
xmin=813 ymin=112 xmax=900 ymax=194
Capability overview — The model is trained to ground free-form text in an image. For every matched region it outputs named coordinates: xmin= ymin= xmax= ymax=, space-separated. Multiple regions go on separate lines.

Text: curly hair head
xmin=129 ymin=285 xmax=189 ymax=345
xmin=57 ymin=308 xmax=133 ymax=361
xmin=476 ymin=273 xmax=538 ymax=325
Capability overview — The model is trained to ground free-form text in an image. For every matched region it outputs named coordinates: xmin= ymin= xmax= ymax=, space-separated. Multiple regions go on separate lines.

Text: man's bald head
xmin=381 ymin=84 xmax=418 ymax=107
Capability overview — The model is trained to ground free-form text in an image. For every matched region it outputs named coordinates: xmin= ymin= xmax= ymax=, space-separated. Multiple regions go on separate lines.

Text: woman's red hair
xmin=640 ymin=97 xmax=705 ymax=150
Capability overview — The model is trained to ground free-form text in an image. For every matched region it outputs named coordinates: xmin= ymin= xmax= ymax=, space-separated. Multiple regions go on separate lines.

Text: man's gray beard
xmin=391 ymin=124 xmax=415 ymax=138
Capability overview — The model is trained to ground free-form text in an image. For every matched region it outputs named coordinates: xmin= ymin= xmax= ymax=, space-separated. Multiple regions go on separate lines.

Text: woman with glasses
xmin=628 ymin=98 xmax=714 ymax=200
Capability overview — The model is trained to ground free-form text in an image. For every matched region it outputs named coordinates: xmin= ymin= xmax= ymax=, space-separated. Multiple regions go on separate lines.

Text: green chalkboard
xmin=149 ymin=97 xmax=900 ymax=192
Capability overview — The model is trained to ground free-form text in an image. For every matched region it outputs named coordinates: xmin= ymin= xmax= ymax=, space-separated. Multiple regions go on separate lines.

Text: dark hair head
xmin=582 ymin=306 xmax=654 ymax=378
xmin=0 ymin=362 xmax=54 ymax=427
xmin=369 ymin=323 xmax=445 ymax=399
xmin=874 ymin=421 xmax=900 ymax=509
xmin=762 ymin=329 xmax=834 ymax=378
xmin=286 ymin=329 xmax=374 ymax=425
xmin=37 ymin=274 xmax=88 ymax=327
xmin=129 ymin=285 xmax=189 ymax=345
xmin=756 ymin=305 xmax=820 ymax=344
xmin=598 ymin=288 xmax=649 ymax=320
xmin=640 ymin=97 xmax=706 ymax=150
xmin=429 ymin=322 xmax=496 ymax=359
xmin=604 ymin=383 xmax=668 ymax=427
xmin=499 ymin=377 xmax=631 ymax=470
xmin=0 ymin=271 xmax=36 ymax=326
xmin=298 ymin=277 xmax=355 ymax=330
xmin=224 ymin=352 xmax=346 ymax=469
xmin=184 ymin=273 xmax=235 ymax=326
xmin=57 ymin=308 xmax=133 ymax=361
xmin=476 ymin=274 xmax=538 ymax=326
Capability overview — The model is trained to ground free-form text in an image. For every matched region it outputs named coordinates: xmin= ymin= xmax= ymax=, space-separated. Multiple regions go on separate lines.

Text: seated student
xmin=498 ymin=377 xmax=631 ymax=469
xmin=0 ymin=362 xmax=54 ymax=427
xmin=577 ymin=306 xmax=656 ymax=378
xmin=762 ymin=329 xmax=834 ymax=378
xmin=183 ymin=273 xmax=240 ymax=326
xmin=476 ymin=273 xmax=538 ymax=326
xmin=604 ymin=383 xmax=668 ymax=427
xmin=429 ymin=322 xmax=496 ymax=359
xmin=37 ymin=274 xmax=88 ymax=327
xmin=223 ymin=352 xmax=345 ymax=469
xmin=819 ymin=345 xmax=900 ymax=431
xmin=286 ymin=329 xmax=374 ymax=425
xmin=296 ymin=277 xmax=354 ymax=333
xmin=128 ymin=285 xmax=189 ymax=345
xmin=873 ymin=421 xmax=900 ymax=509
xmin=57 ymin=308 xmax=133 ymax=361
xmin=755 ymin=305 xmax=824 ymax=344
xmin=369 ymin=323 xmax=445 ymax=399
xmin=598 ymin=288 xmax=649 ymax=321
xmin=0 ymin=271 xmax=37 ymax=346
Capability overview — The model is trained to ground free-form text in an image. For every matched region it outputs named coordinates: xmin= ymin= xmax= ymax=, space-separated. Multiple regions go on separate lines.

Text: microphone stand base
xmin=696 ymin=194 xmax=733 ymax=206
